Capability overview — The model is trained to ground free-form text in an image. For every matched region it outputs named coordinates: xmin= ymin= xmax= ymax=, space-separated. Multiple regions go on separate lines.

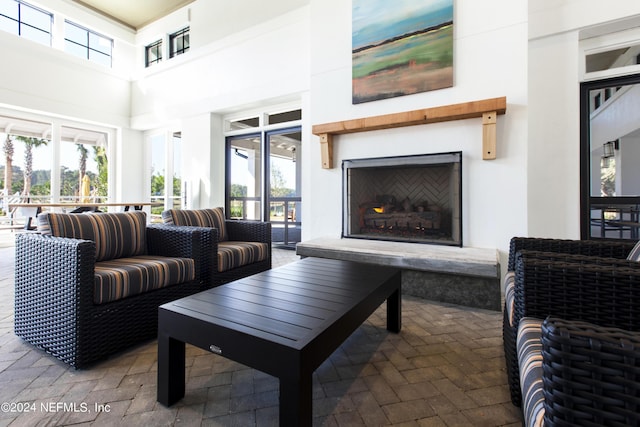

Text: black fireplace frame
xmin=341 ymin=151 xmax=463 ymax=247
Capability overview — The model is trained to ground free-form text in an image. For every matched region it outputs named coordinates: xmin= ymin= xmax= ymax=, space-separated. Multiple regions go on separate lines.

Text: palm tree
xmin=92 ymin=145 xmax=108 ymax=199
xmin=15 ymin=136 xmax=48 ymax=197
xmin=3 ymin=135 xmax=14 ymax=202
xmin=77 ymin=144 xmax=88 ymax=199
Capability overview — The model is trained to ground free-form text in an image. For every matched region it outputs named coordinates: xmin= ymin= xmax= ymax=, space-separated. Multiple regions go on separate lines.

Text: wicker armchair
xmin=503 ymin=237 xmax=637 ymax=406
xmin=538 ymin=317 xmax=640 ymax=426
xmin=161 ymin=208 xmax=271 ymax=288
xmin=502 ymin=237 xmax=640 ymax=425
xmin=14 ymin=211 xmax=213 ymax=368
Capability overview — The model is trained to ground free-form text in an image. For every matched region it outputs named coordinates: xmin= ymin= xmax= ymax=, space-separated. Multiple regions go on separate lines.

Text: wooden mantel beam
xmin=312 ymin=96 xmax=506 ymax=168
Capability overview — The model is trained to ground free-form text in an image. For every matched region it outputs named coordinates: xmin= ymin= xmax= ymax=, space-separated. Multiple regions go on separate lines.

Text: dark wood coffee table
xmin=157 ymin=257 xmax=401 ymax=426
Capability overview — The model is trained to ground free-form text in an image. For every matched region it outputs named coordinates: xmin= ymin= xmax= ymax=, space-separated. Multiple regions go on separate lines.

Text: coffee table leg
xmin=280 ymin=373 xmax=312 ymax=427
xmin=157 ymin=331 xmax=186 ymax=406
xmin=387 ymin=286 xmax=401 ymax=333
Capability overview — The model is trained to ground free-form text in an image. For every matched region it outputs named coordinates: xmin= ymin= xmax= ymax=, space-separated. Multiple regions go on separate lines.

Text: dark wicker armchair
xmin=14 ymin=211 xmax=213 ymax=369
xmin=539 ymin=316 xmax=640 ymax=426
xmin=161 ymin=207 xmax=271 ymax=288
xmin=502 ymin=237 xmax=640 ymax=426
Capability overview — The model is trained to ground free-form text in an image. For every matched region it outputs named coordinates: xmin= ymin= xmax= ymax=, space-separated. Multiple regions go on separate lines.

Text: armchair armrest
xmin=508 ymin=237 xmax=635 ymax=271
xmin=515 ymin=249 xmax=639 ymax=268
xmin=14 ymin=233 xmax=95 ymax=364
xmin=146 ymin=224 xmax=216 ymax=284
xmin=514 ymin=255 xmax=640 ymax=331
xmin=225 ymin=220 xmax=271 ymax=244
xmin=541 ymin=317 xmax=640 ymax=426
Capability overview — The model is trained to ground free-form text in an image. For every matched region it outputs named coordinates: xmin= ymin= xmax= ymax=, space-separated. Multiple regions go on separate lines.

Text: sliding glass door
xmin=225 ymin=127 xmax=301 ymax=248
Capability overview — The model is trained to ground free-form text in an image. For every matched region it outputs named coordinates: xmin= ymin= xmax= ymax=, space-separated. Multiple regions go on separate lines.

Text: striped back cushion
xmin=38 ymin=211 xmax=147 ymax=262
xmin=627 ymin=240 xmax=640 ymax=261
xmin=162 ymin=208 xmax=227 ymax=241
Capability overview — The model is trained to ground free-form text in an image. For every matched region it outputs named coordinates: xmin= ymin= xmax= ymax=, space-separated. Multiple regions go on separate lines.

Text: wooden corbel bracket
xmin=312 ymin=96 xmax=507 ymax=169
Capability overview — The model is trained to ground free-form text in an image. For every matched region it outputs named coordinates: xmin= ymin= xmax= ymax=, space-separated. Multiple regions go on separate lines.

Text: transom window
xmin=169 ymin=27 xmax=189 ymax=58
xmin=0 ymin=0 xmax=52 ymax=46
xmin=145 ymin=39 xmax=162 ymax=67
xmin=64 ymin=20 xmax=112 ymax=67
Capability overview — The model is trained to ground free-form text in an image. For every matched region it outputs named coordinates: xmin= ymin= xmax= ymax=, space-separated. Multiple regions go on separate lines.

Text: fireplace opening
xmin=342 ymin=152 xmax=462 ymax=246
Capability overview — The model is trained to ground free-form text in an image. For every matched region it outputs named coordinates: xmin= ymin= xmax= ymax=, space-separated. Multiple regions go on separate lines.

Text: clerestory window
xmin=169 ymin=27 xmax=189 ymax=58
xmin=145 ymin=39 xmax=162 ymax=67
xmin=64 ymin=20 xmax=112 ymax=68
xmin=0 ymin=0 xmax=52 ymax=46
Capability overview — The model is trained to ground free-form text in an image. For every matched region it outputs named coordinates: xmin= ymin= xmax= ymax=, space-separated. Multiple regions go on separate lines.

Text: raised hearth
xmin=296 ymin=237 xmax=501 ymax=311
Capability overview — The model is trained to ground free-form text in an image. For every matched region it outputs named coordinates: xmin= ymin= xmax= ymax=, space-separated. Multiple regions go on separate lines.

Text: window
xmin=149 ymin=132 xmax=182 ymax=221
xmin=145 ymin=39 xmax=162 ymax=67
xmin=585 ymin=44 xmax=640 ymax=73
xmin=64 ymin=20 xmax=112 ymax=67
xmin=267 ymin=109 xmax=302 ymax=125
xmin=169 ymin=27 xmax=189 ymax=58
xmin=0 ymin=116 xmax=109 ymax=205
xmin=59 ymin=135 xmax=108 ymax=204
xmin=0 ymin=0 xmax=52 ymax=46
xmin=227 ymin=134 xmax=262 ymax=221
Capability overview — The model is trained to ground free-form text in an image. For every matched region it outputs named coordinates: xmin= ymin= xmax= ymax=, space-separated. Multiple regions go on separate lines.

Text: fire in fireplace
xmin=342 ymin=152 xmax=462 ymax=246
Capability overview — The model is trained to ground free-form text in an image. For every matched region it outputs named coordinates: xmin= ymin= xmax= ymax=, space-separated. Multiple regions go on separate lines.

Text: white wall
xmin=529 ymin=0 xmax=640 ymax=42
xmin=306 ymin=0 xmax=528 ymax=252
xmin=181 ymin=113 xmax=225 ymax=208
xmin=528 ymin=1 xmax=640 ymax=238
xmin=528 ymin=31 xmax=581 ymax=237
xmin=0 ymin=0 xmax=136 ymax=126
xmin=115 ymin=128 xmax=145 ymax=203
xmin=130 ymin=6 xmax=311 ymax=130
xmin=135 ymin=0 xmax=308 ymax=53
xmin=0 ymin=31 xmax=131 ymax=128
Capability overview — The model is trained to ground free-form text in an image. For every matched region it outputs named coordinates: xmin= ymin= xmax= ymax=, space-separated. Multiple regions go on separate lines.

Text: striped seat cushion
xmin=504 ymin=271 xmax=516 ymax=327
xmin=517 ymin=317 xmax=545 ymax=427
xmin=627 ymin=240 xmax=640 ymax=261
xmin=94 ymin=256 xmax=195 ymax=304
xmin=38 ymin=211 xmax=147 ymax=262
xmin=162 ymin=208 xmax=227 ymax=241
xmin=217 ymin=241 xmax=269 ymax=272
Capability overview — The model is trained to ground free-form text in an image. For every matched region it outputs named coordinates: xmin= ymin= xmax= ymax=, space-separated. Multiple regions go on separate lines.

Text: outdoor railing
xmin=229 ymin=196 xmax=302 ymax=246
xmin=269 ymin=197 xmax=302 ymax=247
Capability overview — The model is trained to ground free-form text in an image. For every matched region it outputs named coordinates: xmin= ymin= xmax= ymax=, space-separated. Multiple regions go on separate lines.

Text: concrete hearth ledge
xmin=295 ymin=237 xmax=499 ymax=279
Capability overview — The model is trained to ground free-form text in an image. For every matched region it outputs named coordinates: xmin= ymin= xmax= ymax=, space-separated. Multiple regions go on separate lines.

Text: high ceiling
xmin=71 ymin=0 xmax=195 ymax=30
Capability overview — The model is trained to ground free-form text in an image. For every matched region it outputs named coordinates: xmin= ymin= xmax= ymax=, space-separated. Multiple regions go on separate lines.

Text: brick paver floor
xmin=0 ymin=231 xmax=522 ymax=426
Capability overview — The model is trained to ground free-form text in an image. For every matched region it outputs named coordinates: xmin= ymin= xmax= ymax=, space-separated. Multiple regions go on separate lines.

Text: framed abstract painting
xmin=352 ymin=0 xmax=454 ymax=104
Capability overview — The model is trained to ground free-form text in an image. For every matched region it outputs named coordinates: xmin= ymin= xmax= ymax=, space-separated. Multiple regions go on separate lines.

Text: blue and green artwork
xmin=352 ymin=0 xmax=454 ymax=104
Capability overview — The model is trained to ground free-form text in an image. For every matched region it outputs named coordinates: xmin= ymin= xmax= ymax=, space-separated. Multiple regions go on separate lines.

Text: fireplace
xmin=342 ymin=152 xmax=462 ymax=246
